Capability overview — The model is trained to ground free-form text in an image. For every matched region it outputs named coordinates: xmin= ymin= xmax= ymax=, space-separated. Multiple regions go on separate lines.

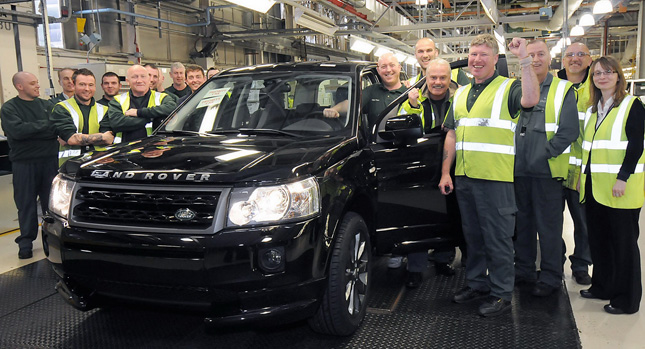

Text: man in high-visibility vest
xmin=99 ymin=64 xmax=176 ymax=144
xmin=439 ymin=34 xmax=540 ymax=317
xmin=406 ymin=37 xmax=470 ymax=88
xmin=513 ymin=40 xmax=579 ymax=297
xmin=557 ymin=42 xmax=594 ymax=286
xmin=50 ymin=68 xmax=115 ymax=166
xmin=399 ymin=58 xmax=464 ymax=288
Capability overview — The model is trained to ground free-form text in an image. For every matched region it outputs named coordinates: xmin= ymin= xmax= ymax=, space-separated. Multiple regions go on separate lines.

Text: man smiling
xmin=100 ymin=64 xmax=176 ymax=143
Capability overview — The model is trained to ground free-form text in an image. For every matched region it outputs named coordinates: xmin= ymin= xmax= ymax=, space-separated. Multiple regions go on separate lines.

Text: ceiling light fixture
xmin=222 ymin=0 xmax=275 ymax=14
xmin=405 ymin=56 xmax=417 ymax=66
xmin=350 ymin=37 xmax=375 ymax=54
xmin=579 ymin=13 xmax=595 ymax=26
xmin=394 ymin=52 xmax=407 ymax=63
xmin=374 ymin=47 xmax=393 ymax=57
xmin=593 ymin=0 xmax=613 ymax=14
xmin=570 ymin=25 xmax=585 ymax=36
xmin=294 ymin=8 xmax=338 ymax=36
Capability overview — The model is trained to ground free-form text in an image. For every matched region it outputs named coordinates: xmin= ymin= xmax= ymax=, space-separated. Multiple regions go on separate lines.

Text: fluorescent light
xmin=415 ymin=0 xmax=428 ymax=5
xmin=494 ymin=30 xmax=506 ymax=54
xmin=294 ymin=8 xmax=338 ymax=36
xmin=350 ymin=37 xmax=375 ymax=54
xmin=374 ymin=47 xmax=393 ymax=57
xmin=579 ymin=13 xmax=595 ymax=26
xmin=394 ymin=51 xmax=407 ymax=63
xmin=405 ymin=56 xmax=417 ymax=66
xmin=593 ymin=0 xmax=613 ymax=14
xmin=551 ymin=46 xmax=561 ymax=54
xmin=570 ymin=25 xmax=585 ymax=36
xmin=222 ymin=0 xmax=275 ymax=14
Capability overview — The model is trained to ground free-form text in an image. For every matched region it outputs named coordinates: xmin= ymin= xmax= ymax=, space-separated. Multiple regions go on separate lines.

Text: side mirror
xmin=378 ymin=114 xmax=423 ymax=144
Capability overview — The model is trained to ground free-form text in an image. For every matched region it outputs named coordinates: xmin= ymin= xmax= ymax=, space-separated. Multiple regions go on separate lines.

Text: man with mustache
xmin=399 ymin=58 xmax=463 ymax=287
xmin=557 ymin=42 xmax=594 ymax=286
xmin=513 ymin=39 xmax=579 ymax=296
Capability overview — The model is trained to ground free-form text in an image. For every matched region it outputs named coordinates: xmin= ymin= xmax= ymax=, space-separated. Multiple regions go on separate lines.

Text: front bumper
xmin=42 ymin=216 xmax=328 ymax=324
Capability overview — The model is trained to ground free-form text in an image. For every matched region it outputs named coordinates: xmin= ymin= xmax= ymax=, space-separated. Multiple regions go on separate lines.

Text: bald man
xmin=100 ymin=64 xmax=176 ymax=143
xmin=408 ymin=38 xmax=470 ymax=87
xmin=324 ymin=53 xmax=408 ymax=127
xmin=0 ymin=72 xmax=58 ymax=259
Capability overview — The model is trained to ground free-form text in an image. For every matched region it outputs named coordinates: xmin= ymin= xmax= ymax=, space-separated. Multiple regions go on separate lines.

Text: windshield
xmin=163 ymin=72 xmax=353 ymax=136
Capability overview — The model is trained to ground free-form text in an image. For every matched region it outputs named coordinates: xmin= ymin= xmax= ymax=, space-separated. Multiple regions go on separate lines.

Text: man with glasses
xmin=514 ymin=40 xmax=579 ymax=296
xmin=557 ymin=42 xmax=594 ymax=286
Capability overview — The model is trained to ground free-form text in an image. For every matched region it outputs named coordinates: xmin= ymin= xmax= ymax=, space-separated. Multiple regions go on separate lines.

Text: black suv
xmin=43 ymin=61 xmax=461 ymax=336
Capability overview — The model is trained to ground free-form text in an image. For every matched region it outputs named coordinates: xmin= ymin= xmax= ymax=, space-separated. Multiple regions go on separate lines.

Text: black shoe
xmin=18 ymin=249 xmax=33 ymax=259
xmin=478 ymin=296 xmax=512 ymax=317
xmin=604 ymin=304 xmax=625 ymax=315
xmin=573 ymin=271 xmax=592 ymax=285
xmin=514 ymin=275 xmax=537 ymax=286
xmin=406 ymin=272 xmax=423 ymax=289
xmin=435 ymin=263 xmax=455 ymax=276
xmin=580 ymin=289 xmax=600 ymax=299
xmin=453 ymin=287 xmax=490 ymax=304
xmin=531 ymin=282 xmax=559 ymax=297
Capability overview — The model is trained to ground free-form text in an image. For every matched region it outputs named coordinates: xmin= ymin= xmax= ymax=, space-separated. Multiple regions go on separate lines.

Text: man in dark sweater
xmin=0 ymin=72 xmax=58 ymax=259
xmin=165 ymin=62 xmax=191 ymax=98
xmin=96 ymin=72 xmax=121 ymax=106
xmin=100 ymin=64 xmax=176 ymax=143
xmin=49 ymin=68 xmax=76 ymax=104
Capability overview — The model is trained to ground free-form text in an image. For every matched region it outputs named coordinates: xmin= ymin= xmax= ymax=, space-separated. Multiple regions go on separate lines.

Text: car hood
xmin=61 ymin=134 xmax=356 ymax=185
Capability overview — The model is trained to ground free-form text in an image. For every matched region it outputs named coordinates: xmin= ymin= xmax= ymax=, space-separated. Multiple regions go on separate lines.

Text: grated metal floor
xmin=0 ymin=257 xmax=581 ymax=349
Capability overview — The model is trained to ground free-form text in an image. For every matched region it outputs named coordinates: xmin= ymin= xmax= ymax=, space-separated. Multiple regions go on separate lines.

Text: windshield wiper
xmin=159 ymin=130 xmax=218 ymax=137
xmin=237 ymin=128 xmax=302 ymax=138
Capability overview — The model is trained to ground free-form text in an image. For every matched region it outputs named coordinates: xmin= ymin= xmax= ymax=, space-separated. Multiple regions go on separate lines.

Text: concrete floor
xmin=1 ymin=172 xmax=644 ymax=348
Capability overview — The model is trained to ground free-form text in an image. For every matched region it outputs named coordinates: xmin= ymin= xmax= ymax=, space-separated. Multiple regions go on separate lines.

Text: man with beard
xmin=557 ymin=42 xmax=594 ymax=285
xmin=100 ymin=64 xmax=176 ymax=143
xmin=513 ymin=40 xmax=579 ymax=296
xmin=97 ymin=72 xmax=121 ymax=106
xmin=50 ymin=68 xmax=116 ymax=166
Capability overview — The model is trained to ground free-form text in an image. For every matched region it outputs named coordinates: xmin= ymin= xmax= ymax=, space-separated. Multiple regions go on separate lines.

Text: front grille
xmin=73 ymin=187 xmax=220 ymax=228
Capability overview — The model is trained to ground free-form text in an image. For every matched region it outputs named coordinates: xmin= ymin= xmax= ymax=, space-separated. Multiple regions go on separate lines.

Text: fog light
xmin=258 ymin=247 xmax=285 ymax=273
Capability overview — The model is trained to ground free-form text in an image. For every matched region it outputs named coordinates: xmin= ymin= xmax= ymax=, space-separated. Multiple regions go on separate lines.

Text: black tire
xmin=308 ymin=212 xmax=371 ymax=336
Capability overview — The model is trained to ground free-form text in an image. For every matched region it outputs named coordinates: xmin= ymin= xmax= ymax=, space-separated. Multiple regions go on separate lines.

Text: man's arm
xmin=439 ymin=129 xmax=456 ymax=195
xmin=323 ymin=100 xmax=349 ymax=118
xmin=50 ymin=103 xmax=79 ymax=142
xmin=0 ymin=101 xmax=56 ymax=140
xmin=136 ymin=94 xmax=177 ymax=120
xmin=547 ymin=88 xmax=579 ymax=157
xmin=104 ymin=98 xmax=148 ymax=132
xmin=507 ymin=38 xmax=540 ymax=108
xmin=66 ymin=131 xmax=114 ymax=146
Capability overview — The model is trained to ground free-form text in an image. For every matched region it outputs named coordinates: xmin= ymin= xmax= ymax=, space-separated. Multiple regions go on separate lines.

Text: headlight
xmin=49 ymin=174 xmax=75 ymax=219
xmin=228 ymin=177 xmax=320 ymax=226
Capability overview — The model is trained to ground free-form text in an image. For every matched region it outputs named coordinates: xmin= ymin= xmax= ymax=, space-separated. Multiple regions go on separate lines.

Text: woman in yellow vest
xmin=579 ymin=56 xmax=645 ymax=314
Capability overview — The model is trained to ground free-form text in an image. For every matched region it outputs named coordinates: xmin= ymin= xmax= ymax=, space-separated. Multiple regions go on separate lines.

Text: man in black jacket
xmin=0 ymin=72 xmax=58 ymax=259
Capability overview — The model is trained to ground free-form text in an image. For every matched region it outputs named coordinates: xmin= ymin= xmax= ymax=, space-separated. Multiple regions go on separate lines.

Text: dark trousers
xmin=563 ymin=188 xmax=592 ymax=272
xmin=12 ymin=158 xmax=58 ymax=251
xmin=456 ymin=177 xmax=516 ymax=300
xmin=514 ymin=176 xmax=564 ymax=287
xmin=586 ymin=181 xmax=642 ymax=314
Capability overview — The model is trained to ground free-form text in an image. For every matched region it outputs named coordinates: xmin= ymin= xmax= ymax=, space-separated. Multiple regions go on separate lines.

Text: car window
xmin=163 ymin=72 xmax=353 ymax=136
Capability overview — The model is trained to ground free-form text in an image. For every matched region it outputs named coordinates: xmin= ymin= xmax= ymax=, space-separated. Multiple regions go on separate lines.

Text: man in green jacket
xmin=100 ymin=64 xmax=176 ymax=143
xmin=0 ymin=72 xmax=58 ymax=259
xmin=50 ymin=68 xmax=115 ymax=166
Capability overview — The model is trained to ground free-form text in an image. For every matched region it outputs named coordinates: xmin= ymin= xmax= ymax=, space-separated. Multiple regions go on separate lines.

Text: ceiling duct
xmin=508 ymin=0 xmax=583 ymax=31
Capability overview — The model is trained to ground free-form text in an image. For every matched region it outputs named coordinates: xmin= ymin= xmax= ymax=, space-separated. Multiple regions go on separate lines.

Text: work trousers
xmin=585 ymin=180 xmax=642 ymax=314
xmin=12 ymin=158 xmax=58 ymax=251
xmin=514 ymin=176 xmax=564 ymax=287
xmin=455 ymin=176 xmax=516 ymax=300
xmin=563 ymin=188 xmax=592 ymax=272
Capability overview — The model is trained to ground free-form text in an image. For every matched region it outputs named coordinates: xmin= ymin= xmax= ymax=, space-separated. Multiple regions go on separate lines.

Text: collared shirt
xmin=443 ymin=71 xmax=523 ymax=130
xmin=362 ymin=83 xmax=408 ymax=126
